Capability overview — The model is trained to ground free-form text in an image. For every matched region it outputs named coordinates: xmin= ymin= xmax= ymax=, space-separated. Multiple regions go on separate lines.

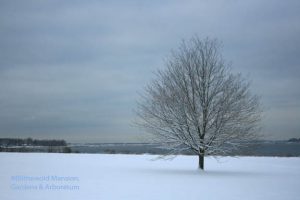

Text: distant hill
xmin=0 ymin=138 xmax=67 ymax=146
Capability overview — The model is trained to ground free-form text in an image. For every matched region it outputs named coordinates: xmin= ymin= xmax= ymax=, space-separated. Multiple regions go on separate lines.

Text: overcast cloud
xmin=0 ymin=0 xmax=299 ymax=142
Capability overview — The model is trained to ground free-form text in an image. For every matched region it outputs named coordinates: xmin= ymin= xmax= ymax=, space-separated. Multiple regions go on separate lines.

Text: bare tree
xmin=136 ymin=36 xmax=262 ymax=170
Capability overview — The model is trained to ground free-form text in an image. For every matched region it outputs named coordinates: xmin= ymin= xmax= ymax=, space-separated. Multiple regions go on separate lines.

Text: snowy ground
xmin=0 ymin=153 xmax=299 ymax=200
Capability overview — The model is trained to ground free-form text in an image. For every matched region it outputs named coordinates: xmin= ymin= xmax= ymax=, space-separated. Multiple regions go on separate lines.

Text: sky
xmin=0 ymin=0 xmax=299 ymax=142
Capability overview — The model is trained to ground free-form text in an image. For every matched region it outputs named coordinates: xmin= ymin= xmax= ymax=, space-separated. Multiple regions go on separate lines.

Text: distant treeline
xmin=0 ymin=138 xmax=67 ymax=147
xmin=288 ymin=138 xmax=300 ymax=143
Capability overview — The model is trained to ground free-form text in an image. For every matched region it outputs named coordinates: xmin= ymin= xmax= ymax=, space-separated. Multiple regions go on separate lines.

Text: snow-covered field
xmin=0 ymin=153 xmax=299 ymax=200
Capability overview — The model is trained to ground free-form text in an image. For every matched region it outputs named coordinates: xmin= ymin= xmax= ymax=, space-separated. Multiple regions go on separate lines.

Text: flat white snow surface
xmin=0 ymin=153 xmax=299 ymax=200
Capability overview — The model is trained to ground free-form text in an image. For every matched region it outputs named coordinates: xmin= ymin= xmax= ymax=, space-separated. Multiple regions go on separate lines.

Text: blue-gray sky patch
xmin=0 ymin=0 xmax=299 ymax=142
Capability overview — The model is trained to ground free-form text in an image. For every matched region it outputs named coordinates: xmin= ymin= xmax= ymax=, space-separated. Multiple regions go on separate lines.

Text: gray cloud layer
xmin=0 ymin=0 xmax=299 ymax=142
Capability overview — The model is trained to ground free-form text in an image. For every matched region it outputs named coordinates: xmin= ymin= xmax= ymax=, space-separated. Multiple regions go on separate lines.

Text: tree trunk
xmin=198 ymin=154 xmax=204 ymax=170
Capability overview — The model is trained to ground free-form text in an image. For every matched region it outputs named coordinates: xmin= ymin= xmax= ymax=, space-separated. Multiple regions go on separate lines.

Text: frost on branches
xmin=136 ymin=36 xmax=262 ymax=170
